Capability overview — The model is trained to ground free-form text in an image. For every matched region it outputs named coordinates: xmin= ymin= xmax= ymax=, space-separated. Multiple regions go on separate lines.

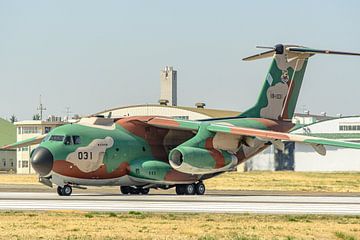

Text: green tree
xmin=32 ymin=114 xmax=41 ymax=120
xmin=9 ymin=114 xmax=17 ymax=123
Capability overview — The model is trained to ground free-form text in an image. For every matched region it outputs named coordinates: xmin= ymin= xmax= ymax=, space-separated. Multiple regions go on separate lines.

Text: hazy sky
xmin=1 ymin=0 xmax=360 ymax=120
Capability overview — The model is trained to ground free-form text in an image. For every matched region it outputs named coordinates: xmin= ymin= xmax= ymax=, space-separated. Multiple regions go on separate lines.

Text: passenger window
xmin=73 ymin=136 xmax=81 ymax=145
xmin=64 ymin=136 xmax=72 ymax=145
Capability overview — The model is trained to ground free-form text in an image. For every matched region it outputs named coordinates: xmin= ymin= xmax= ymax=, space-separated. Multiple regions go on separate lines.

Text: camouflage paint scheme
xmin=3 ymin=44 xmax=360 ymax=192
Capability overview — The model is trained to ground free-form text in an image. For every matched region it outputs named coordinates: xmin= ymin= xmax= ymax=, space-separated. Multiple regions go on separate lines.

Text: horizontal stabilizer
xmin=287 ymin=47 xmax=360 ymax=56
xmin=242 ymin=49 xmax=275 ymax=61
xmin=243 ymin=44 xmax=360 ymax=61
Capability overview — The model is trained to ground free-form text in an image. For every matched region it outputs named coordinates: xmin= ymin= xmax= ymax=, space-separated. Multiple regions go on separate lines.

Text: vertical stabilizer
xmin=240 ymin=44 xmax=310 ymax=120
xmin=239 ymin=44 xmax=360 ymax=121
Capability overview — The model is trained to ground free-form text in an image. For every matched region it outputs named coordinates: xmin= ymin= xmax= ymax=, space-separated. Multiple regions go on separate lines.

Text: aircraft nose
xmin=30 ymin=147 xmax=54 ymax=176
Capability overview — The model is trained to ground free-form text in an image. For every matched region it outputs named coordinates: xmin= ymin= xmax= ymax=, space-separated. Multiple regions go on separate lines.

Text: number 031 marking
xmin=78 ymin=152 xmax=93 ymax=160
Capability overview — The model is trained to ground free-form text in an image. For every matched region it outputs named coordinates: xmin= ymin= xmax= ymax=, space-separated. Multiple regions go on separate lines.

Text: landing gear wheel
xmin=195 ymin=182 xmax=206 ymax=195
xmin=57 ymin=186 xmax=63 ymax=196
xmin=61 ymin=185 xmax=72 ymax=196
xmin=140 ymin=188 xmax=150 ymax=195
xmin=129 ymin=187 xmax=140 ymax=195
xmin=175 ymin=185 xmax=185 ymax=195
xmin=184 ymin=184 xmax=195 ymax=195
xmin=120 ymin=186 xmax=131 ymax=194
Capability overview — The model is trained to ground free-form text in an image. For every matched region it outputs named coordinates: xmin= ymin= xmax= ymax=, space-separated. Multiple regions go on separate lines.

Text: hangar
xmin=96 ymin=66 xmax=239 ymax=120
xmin=96 ymin=103 xmax=239 ymax=121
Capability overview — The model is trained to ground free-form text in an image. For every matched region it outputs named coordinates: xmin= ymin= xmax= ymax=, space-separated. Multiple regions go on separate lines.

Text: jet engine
xmin=169 ymin=146 xmax=237 ymax=175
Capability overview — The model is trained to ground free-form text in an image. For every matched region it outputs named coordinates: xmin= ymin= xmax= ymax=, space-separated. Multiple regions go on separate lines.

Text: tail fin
xmin=239 ymin=44 xmax=360 ymax=121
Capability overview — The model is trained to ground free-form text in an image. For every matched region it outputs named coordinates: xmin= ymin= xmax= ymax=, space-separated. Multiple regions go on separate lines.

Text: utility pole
xmin=37 ymin=95 xmax=46 ymax=120
xmin=65 ymin=107 xmax=72 ymax=122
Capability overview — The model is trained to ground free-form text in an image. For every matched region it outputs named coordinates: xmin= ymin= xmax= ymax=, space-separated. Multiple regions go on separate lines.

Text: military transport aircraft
xmin=3 ymin=44 xmax=360 ymax=196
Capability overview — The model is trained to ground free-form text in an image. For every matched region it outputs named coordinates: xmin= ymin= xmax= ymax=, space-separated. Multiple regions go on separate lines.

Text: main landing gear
xmin=175 ymin=182 xmax=205 ymax=195
xmin=120 ymin=186 xmax=150 ymax=195
xmin=57 ymin=185 xmax=72 ymax=196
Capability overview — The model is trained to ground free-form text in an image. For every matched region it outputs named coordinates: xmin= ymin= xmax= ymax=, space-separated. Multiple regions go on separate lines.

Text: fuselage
xmin=30 ymin=116 xmax=294 ymax=188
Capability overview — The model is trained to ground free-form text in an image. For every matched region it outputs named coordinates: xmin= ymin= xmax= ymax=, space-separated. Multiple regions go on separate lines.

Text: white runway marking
xmin=0 ymin=192 xmax=359 ymax=214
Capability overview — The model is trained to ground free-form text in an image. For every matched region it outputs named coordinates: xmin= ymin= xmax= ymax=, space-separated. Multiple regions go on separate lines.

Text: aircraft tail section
xmin=239 ymin=44 xmax=360 ymax=121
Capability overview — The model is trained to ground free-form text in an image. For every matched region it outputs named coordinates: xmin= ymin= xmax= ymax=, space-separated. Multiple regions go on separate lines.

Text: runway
xmin=0 ymin=192 xmax=359 ymax=214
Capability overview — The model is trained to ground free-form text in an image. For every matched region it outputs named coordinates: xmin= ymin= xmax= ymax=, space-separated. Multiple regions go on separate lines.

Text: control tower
xmin=160 ymin=66 xmax=177 ymax=106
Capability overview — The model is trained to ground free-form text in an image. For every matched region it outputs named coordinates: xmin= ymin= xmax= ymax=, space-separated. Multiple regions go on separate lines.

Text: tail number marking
xmin=78 ymin=152 xmax=93 ymax=160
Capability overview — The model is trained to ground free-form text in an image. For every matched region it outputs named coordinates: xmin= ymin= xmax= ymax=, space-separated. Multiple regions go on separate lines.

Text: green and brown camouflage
xmin=2 ymin=44 xmax=360 ymax=195
xmin=240 ymin=44 xmax=309 ymax=120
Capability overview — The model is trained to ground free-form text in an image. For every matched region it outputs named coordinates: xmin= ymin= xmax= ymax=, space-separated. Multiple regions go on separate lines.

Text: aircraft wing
xmin=207 ymin=124 xmax=360 ymax=155
xmin=0 ymin=134 xmax=47 ymax=150
xmin=146 ymin=117 xmax=201 ymax=131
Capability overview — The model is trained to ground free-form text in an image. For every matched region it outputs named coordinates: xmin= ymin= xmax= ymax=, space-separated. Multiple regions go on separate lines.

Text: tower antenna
xmin=65 ymin=107 xmax=72 ymax=122
xmin=37 ymin=95 xmax=46 ymax=120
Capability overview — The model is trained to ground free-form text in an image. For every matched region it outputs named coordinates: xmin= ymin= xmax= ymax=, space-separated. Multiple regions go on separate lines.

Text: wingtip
xmin=0 ymin=145 xmax=10 ymax=150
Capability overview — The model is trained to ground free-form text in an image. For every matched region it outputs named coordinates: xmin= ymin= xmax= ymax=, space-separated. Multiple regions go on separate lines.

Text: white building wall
xmin=16 ymin=122 xmax=42 ymax=174
xmin=160 ymin=66 xmax=177 ymax=106
xmin=245 ymin=147 xmax=275 ymax=171
xmin=292 ymin=117 xmax=360 ymax=171
xmin=294 ymin=117 xmax=360 ymax=135
xmin=294 ymin=143 xmax=360 ymax=171
xmin=16 ymin=121 xmax=63 ymax=174
xmin=0 ymin=150 xmax=16 ymax=172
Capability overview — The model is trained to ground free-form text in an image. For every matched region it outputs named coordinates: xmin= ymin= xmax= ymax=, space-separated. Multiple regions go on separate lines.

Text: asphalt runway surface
xmin=0 ymin=191 xmax=359 ymax=215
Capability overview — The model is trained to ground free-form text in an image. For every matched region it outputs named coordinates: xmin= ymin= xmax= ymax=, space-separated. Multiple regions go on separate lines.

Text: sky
xmin=1 ymin=0 xmax=360 ymax=120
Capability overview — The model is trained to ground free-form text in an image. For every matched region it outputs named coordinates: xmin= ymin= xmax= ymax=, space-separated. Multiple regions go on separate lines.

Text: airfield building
xmin=96 ymin=104 xmax=238 ymax=120
xmin=247 ymin=115 xmax=360 ymax=171
xmin=160 ymin=66 xmax=177 ymax=106
xmin=0 ymin=118 xmax=16 ymax=172
xmin=15 ymin=119 xmax=64 ymax=174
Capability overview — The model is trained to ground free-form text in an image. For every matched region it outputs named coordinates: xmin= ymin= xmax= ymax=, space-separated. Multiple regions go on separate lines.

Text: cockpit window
xmin=72 ymin=136 xmax=81 ymax=145
xmin=47 ymin=135 xmax=79 ymax=145
xmin=49 ymin=135 xmax=65 ymax=142
xmin=64 ymin=136 xmax=72 ymax=145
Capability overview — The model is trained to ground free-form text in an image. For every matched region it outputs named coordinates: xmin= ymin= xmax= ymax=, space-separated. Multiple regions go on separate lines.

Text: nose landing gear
xmin=57 ymin=185 xmax=72 ymax=196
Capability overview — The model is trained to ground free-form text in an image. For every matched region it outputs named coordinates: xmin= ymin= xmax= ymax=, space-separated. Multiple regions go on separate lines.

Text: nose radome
xmin=30 ymin=147 xmax=54 ymax=176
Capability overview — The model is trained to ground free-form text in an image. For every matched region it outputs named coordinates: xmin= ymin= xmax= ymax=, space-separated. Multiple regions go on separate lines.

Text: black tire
xmin=61 ymin=185 xmax=72 ymax=196
xmin=129 ymin=187 xmax=140 ymax=195
xmin=140 ymin=188 xmax=150 ymax=195
xmin=120 ymin=186 xmax=130 ymax=194
xmin=195 ymin=182 xmax=206 ymax=195
xmin=175 ymin=185 xmax=185 ymax=195
xmin=184 ymin=184 xmax=195 ymax=195
xmin=57 ymin=186 xmax=63 ymax=196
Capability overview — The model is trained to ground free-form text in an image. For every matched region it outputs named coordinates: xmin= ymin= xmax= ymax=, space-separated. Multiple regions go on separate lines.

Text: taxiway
xmin=0 ymin=192 xmax=359 ymax=215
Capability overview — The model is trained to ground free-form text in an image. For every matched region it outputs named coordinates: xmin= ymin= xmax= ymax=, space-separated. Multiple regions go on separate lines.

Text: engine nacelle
xmin=169 ymin=146 xmax=237 ymax=175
